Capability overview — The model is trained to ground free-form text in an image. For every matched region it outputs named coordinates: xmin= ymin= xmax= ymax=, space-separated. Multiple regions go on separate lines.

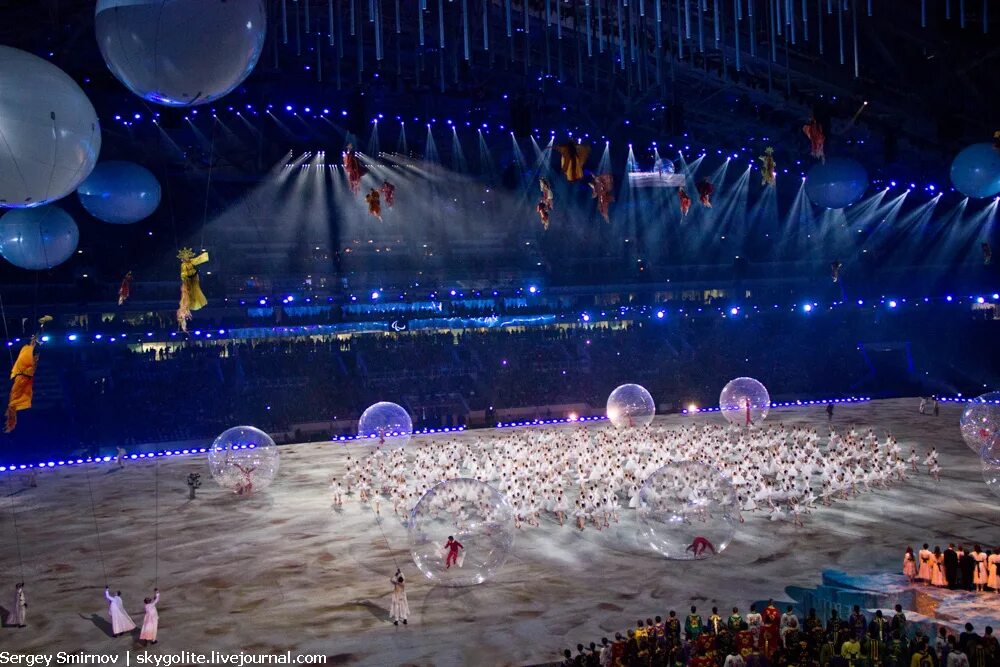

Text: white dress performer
xmin=139 ymin=589 xmax=160 ymax=644
xmin=105 ymin=588 xmax=137 ymax=637
xmin=9 ymin=583 xmax=26 ymax=627
xmin=389 ymin=571 xmax=409 ymax=626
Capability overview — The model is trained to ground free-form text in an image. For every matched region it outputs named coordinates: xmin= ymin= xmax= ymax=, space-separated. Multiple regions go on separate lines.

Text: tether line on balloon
xmin=366 ymin=500 xmax=400 ymax=570
xmin=153 ymin=456 xmax=159 ymax=588
xmin=0 ymin=290 xmax=14 ymax=364
xmin=5 ymin=473 xmax=27 ymax=584
xmin=83 ymin=463 xmax=110 ymax=587
xmin=199 ymin=117 xmax=219 ymax=252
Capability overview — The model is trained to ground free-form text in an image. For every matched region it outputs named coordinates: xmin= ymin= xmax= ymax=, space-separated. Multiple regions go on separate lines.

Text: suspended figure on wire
xmin=177 ymin=248 xmax=209 ymax=334
xmin=343 ymin=143 xmax=368 ymax=195
xmin=118 ymin=272 xmax=133 ymax=306
xmin=536 ymin=198 xmax=551 ymax=230
xmin=759 ymin=147 xmax=777 ymax=187
xmin=555 ymin=142 xmax=591 ymax=182
xmin=5 ymin=315 xmax=51 ymax=433
xmin=365 ymin=188 xmax=383 ymax=221
xmin=697 ymin=179 xmax=715 ymax=208
xmin=993 ymin=130 xmax=1000 ymax=155
xmin=539 ymin=177 xmax=554 ymax=210
xmin=802 ymin=117 xmax=826 ymax=162
xmin=678 ymin=186 xmax=692 ymax=216
xmin=380 ymin=180 xmax=396 ymax=208
xmin=831 ymin=260 xmax=842 ymax=283
xmin=983 ymin=242 xmax=992 ymax=266
xmin=589 ymin=174 xmax=614 ymax=222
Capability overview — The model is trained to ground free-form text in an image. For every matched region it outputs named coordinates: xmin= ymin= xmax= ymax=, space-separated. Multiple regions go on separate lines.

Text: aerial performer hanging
xmin=365 ymin=188 xmax=383 ymax=221
xmin=696 ymin=179 xmax=715 ymax=208
xmin=555 ymin=142 xmax=591 ymax=182
xmin=535 ymin=198 xmax=552 ymax=230
xmin=379 ymin=180 xmax=395 ymax=208
xmin=117 ymin=271 xmax=133 ymax=306
xmin=758 ymin=147 xmax=777 ymax=187
xmin=342 ymin=143 xmax=367 ymax=195
xmin=831 ymin=260 xmax=843 ymax=283
xmin=993 ymin=130 xmax=1000 ymax=154
xmin=5 ymin=316 xmax=51 ymax=433
xmin=176 ymin=248 xmax=209 ymax=334
xmin=802 ymin=117 xmax=826 ymax=161
xmin=589 ymin=174 xmax=614 ymax=222
xmin=678 ymin=186 xmax=692 ymax=216
xmin=983 ymin=242 xmax=992 ymax=266
xmin=539 ymin=177 xmax=554 ymax=210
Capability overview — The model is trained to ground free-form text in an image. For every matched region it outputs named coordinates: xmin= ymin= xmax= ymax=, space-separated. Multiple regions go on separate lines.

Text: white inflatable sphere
xmin=0 ymin=47 xmax=101 ymax=208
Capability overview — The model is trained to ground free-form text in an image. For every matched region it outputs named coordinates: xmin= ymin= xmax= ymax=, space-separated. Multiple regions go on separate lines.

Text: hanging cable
xmin=84 ymin=463 xmax=110 ymax=587
xmin=153 ymin=455 xmax=160 ymax=588
xmin=199 ymin=117 xmax=219 ymax=253
xmin=5 ymin=473 xmax=26 ymax=585
xmin=367 ymin=501 xmax=400 ymax=571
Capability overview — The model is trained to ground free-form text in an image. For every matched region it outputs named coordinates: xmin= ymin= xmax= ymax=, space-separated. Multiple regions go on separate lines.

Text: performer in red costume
xmin=380 ymin=180 xmax=396 ymax=208
xmin=679 ymin=187 xmax=692 ymax=216
xmin=686 ymin=536 xmax=717 ymax=558
xmin=444 ymin=536 xmax=464 ymax=568
xmin=802 ymin=117 xmax=826 ymax=161
xmin=697 ymin=179 xmax=715 ymax=207
xmin=760 ymin=600 xmax=781 ymax=658
xmin=118 ymin=272 xmax=133 ymax=306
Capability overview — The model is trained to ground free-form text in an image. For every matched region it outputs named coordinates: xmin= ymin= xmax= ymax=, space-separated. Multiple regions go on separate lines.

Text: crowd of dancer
xmin=333 ymin=420 xmax=932 ymax=532
xmin=554 ymin=600 xmax=999 ymax=667
xmin=903 ymin=544 xmax=1000 ymax=592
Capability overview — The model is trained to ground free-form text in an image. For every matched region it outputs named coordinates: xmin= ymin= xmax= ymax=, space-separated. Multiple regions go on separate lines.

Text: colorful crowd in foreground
xmin=554 ymin=600 xmax=999 ymax=667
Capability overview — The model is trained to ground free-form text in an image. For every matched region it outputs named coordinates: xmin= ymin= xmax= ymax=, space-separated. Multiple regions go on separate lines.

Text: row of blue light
xmin=104 ymin=101 xmax=979 ymax=202
xmin=681 ymin=396 xmax=871 ymax=414
xmin=7 ymin=288 xmax=997 ymax=349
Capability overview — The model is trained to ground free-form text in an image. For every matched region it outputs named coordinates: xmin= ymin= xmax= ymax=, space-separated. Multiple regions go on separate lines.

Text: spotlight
xmin=656 ymin=310 xmax=665 ymax=319
xmin=802 ymin=304 xmax=813 ymax=312
xmin=888 ymin=300 xmax=897 ymax=308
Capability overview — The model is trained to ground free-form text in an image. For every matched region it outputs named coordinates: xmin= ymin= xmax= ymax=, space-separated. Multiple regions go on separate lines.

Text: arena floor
xmin=1 ymin=398 xmax=998 ymax=666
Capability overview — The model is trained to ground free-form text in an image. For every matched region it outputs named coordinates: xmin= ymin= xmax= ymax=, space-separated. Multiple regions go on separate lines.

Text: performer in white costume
xmin=104 ymin=588 xmax=136 ymax=637
xmin=139 ymin=589 xmax=160 ymax=645
xmin=390 ymin=570 xmax=409 ymax=626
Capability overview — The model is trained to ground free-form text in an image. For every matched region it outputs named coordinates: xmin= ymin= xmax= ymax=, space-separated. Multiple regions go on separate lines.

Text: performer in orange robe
xmin=5 ymin=337 xmax=38 ymax=433
xmin=536 ymin=199 xmax=551 ymax=230
xmin=697 ymin=179 xmax=715 ymax=207
xmin=379 ymin=180 xmax=395 ymax=208
xmin=589 ymin=174 xmax=614 ymax=222
xmin=760 ymin=601 xmax=781 ymax=658
xmin=342 ymin=144 xmax=368 ymax=195
xmin=802 ymin=117 xmax=826 ymax=161
xmin=679 ymin=187 xmax=692 ymax=216
xmin=555 ymin=142 xmax=591 ymax=181
xmin=118 ymin=272 xmax=133 ymax=306
xmin=365 ymin=188 xmax=382 ymax=221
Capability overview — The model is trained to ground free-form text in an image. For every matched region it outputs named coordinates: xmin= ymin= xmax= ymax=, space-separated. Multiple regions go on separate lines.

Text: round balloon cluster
xmin=606 ymin=383 xmax=656 ymax=429
xmin=637 ymin=461 xmax=738 ymax=560
xmin=95 ymin=0 xmax=267 ymax=107
xmin=804 ymin=157 xmax=869 ymax=209
xmin=77 ymin=161 xmax=161 ymax=224
xmin=719 ymin=377 xmax=771 ymax=426
xmin=357 ymin=401 xmax=413 ymax=446
xmin=407 ymin=478 xmax=515 ymax=586
xmin=207 ymin=425 xmax=280 ymax=496
xmin=950 ymin=143 xmax=1000 ymax=199
xmin=0 ymin=46 xmax=101 ymax=209
xmin=0 ymin=206 xmax=80 ymax=270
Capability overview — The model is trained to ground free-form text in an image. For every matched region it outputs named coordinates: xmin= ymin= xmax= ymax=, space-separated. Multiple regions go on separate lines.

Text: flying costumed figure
xmin=555 ymin=142 xmax=591 ymax=182
xmin=678 ymin=187 xmax=692 ymax=216
xmin=536 ymin=198 xmax=551 ymax=230
xmin=365 ymin=188 xmax=383 ymax=221
xmin=379 ymin=180 xmax=395 ymax=208
xmin=802 ymin=117 xmax=826 ymax=161
xmin=177 ymin=248 xmax=209 ymax=333
xmin=589 ymin=174 xmax=614 ymax=222
xmin=539 ymin=177 xmax=554 ymax=209
xmin=697 ymin=179 xmax=715 ymax=208
xmin=343 ymin=143 xmax=368 ymax=195
xmin=759 ymin=147 xmax=777 ymax=187
xmin=118 ymin=272 xmax=133 ymax=306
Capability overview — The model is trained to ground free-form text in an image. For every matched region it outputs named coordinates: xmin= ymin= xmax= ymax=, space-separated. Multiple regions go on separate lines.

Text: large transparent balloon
xmin=77 ymin=161 xmax=161 ymax=224
xmin=959 ymin=392 xmax=1000 ymax=456
xmin=408 ymin=479 xmax=515 ymax=586
xmin=950 ymin=143 xmax=1000 ymax=199
xmin=804 ymin=157 xmax=869 ymax=209
xmin=982 ymin=453 xmax=1000 ymax=498
xmin=95 ymin=0 xmax=267 ymax=107
xmin=607 ymin=383 xmax=656 ymax=429
xmin=357 ymin=401 xmax=413 ymax=446
xmin=207 ymin=426 xmax=280 ymax=496
xmin=0 ymin=46 xmax=101 ymax=208
xmin=0 ymin=207 xmax=79 ymax=270
xmin=719 ymin=377 xmax=770 ymax=426
xmin=637 ymin=461 xmax=738 ymax=560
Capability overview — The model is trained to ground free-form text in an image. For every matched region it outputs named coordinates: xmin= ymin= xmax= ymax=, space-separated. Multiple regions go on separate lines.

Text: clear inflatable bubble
xmin=719 ymin=377 xmax=770 ymax=426
xmin=207 ymin=426 xmax=280 ymax=496
xmin=407 ymin=478 xmax=515 ymax=586
xmin=0 ymin=206 xmax=79 ymax=270
xmin=606 ymin=383 xmax=656 ymax=429
xmin=77 ymin=161 xmax=161 ymax=224
xmin=0 ymin=46 xmax=101 ymax=208
xmin=960 ymin=392 xmax=1000 ymax=456
xmin=637 ymin=461 xmax=738 ymax=560
xmin=95 ymin=0 xmax=267 ymax=107
xmin=357 ymin=401 xmax=413 ymax=446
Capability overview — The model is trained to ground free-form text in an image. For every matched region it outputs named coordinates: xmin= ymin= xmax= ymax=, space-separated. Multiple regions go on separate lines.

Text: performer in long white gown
xmin=389 ymin=571 xmax=409 ymax=626
xmin=8 ymin=583 xmax=26 ymax=627
xmin=104 ymin=588 xmax=136 ymax=637
xmin=139 ymin=589 xmax=160 ymax=644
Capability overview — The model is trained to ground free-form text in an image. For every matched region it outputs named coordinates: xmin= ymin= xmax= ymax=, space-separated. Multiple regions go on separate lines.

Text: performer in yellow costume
xmin=177 ymin=248 xmax=209 ymax=332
